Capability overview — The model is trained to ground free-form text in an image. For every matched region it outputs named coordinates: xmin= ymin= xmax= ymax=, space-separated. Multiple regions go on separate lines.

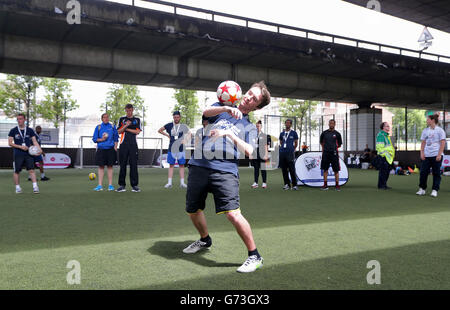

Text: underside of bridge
xmin=0 ymin=0 xmax=449 ymax=109
xmin=344 ymin=0 xmax=450 ymax=33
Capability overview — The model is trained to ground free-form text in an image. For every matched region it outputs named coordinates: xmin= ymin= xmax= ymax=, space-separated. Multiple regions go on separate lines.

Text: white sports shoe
xmin=251 ymin=182 xmax=259 ymax=189
xmin=431 ymin=190 xmax=438 ymax=197
xmin=283 ymin=184 xmax=290 ymax=190
xmin=180 ymin=183 xmax=187 ymax=189
xmin=15 ymin=187 xmax=22 ymax=194
xmin=416 ymin=188 xmax=426 ymax=196
xmin=262 ymin=183 xmax=267 ymax=189
xmin=182 ymin=240 xmax=210 ymax=254
xmin=237 ymin=255 xmax=264 ymax=273
xmin=164 ymin=183 xmax=172 ymax=189
xmin=33 ymin=187 xmax=39 ymax=194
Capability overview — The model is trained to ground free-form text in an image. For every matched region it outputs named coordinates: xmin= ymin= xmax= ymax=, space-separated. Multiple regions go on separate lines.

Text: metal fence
xmin=105 ymin=0 xmax=450 ymax=63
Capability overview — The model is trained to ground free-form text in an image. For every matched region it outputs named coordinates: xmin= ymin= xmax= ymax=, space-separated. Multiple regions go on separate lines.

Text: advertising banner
xmin=295 ymin=152 xmax=349 ymax=187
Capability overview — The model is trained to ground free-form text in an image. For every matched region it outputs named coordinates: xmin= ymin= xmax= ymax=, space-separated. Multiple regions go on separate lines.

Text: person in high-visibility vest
xmin=376 ymin=122 xmax=395 ymax=190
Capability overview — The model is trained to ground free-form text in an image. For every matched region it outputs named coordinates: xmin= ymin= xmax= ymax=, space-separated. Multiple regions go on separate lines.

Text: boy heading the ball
xmin=184 ymin=81 xmax=271 ymax=273
xmin=8 ymin=113 xmax=42 ymax=194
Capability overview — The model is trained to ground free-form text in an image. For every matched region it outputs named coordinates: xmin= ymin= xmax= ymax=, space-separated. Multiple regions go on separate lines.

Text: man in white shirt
xmin=416 ymin=114 xmax=446 ymax=198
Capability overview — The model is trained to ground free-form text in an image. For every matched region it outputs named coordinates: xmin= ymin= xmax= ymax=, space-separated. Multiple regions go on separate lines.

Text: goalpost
xmin=76 ymin=136 xmax=163 ymax=169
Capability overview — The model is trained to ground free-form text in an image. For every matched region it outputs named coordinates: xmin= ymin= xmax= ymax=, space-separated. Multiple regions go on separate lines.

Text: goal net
xmin=75 ymin=136 xmax=163 ymax=168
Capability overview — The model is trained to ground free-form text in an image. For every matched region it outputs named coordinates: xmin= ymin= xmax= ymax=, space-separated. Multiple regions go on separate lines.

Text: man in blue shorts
xmin=8 ymin=113 xmax=43 ymax=194
xmin=92 ymin=113 xmax=119 ymax=192
xmin=183 ymin=81 xmax=271 ymax=273
xmin=158 ymin=111 xmax=191 ymax=189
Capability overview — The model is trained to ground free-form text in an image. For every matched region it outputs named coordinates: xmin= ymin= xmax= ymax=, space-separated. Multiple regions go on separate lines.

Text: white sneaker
xmin=431 ymin=190 xmax=438 ymax=197
xmin=164 ymin=183 xmax=172 ymax=189
xmin=283 ymin=185 xmax=290 ymax=190
xmin=251 ymin=182 xmax=259 ymax=189
xmin=180 ymin=183 xmax=187 ymax=189
xmin=292 ymin=186 xmax=298 ymax=191
xmin=33 ymin=187 xmax=39 ymax=194
xmin=182 ymin=240 xmax=210 ymax=254
xmin=262 ymin=183 xmax=267 ymax=189
xmin=237 ymin=255 xmax=264 ymax=273
xmin=15 ymin=187 xmax=22 ymax=194
xmin=416 ymin=188 xmax=426 ymax=196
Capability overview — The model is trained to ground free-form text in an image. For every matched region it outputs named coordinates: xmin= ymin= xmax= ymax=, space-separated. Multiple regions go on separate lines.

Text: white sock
xmin=180 ymin=178 xmax=185 ymax=184
xmin=32 ymin=182 xmax=38 ymax=189
xmin=16 ymin=185 xmax=21 ymax=190
xmin=41 ymin=173 xmax=45 ymax=178
xmin=168 ymin=178 xmax=172 ymax=185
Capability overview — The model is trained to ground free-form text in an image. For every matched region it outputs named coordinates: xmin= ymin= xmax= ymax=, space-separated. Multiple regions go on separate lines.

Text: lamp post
xmin=63 ymin=100 xmax=67 ymax=148
xmin=26 ymin=83 xmax=31 ymax=127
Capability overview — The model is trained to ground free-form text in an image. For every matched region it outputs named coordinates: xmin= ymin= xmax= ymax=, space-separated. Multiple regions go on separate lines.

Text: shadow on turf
xmin=140 ymin=239 xmax=450 ymax=290
xmin=148 ymin=241 xmax=241 ymax=268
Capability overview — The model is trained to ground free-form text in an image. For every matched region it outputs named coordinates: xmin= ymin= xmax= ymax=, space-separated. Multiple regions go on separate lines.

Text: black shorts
xmin=14 ymin=153 xmax=35 ymax=173
xmin=186 ymin=165 xmax=240 ymax=215
xmin=95 ymin=148 xmax=117 ymax=167
xmin=321 ymin=152 xmax=340 ymax=172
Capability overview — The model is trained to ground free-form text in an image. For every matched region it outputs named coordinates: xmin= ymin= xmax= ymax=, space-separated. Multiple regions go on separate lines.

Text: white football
xmin=217 ymin=80 xmax=242 ymax=106
xmin=28 ymin=145 xmax=41 ymax=156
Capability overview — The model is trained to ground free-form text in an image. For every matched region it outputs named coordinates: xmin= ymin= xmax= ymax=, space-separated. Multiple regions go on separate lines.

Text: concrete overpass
xmin=344 ymin=0 xmax=450 ymax=33
xmin=1 ymin=0 xmax=449 ymax=109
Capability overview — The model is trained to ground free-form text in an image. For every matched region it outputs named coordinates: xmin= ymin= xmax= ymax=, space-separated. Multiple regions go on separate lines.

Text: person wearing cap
xmin=158 ymin=111 xmax=191 ymax=188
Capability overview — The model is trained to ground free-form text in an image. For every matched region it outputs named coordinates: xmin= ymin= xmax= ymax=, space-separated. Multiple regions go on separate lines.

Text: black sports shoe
xmin=116 ymin=186 xmax=126 ymax=192
xmin=41 ymin=176 xmax=50 ymax=181
xmin=132 ymin=186 xmax=141 ymax=193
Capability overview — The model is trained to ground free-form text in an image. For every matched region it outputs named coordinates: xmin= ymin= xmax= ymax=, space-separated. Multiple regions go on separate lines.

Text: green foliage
xmin=0 ymin=75 xmax=42 ymax=122
xmin=38 ymin=78 xmax=78 ymax=128
xmin=101 ymin=84 xmax=145 ymax=126
xmin=387 ymin=107 xmax=427 ymax=141
xmin=279 ymin=99 xmax=319 ymax=141
xmin=247 ymin=111 xmax=257 ymax=124
xmin=173 ymin=89 xmax=200 ymax=128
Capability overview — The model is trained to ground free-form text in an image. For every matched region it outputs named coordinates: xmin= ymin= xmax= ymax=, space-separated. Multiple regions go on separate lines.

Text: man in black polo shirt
xmin=8 ymin=113 xmax=42 ymax=194
xmin=320 ymin=119 xmax=343 ymax=191
xmin=116 ymin=104 xmax=142 ymax=193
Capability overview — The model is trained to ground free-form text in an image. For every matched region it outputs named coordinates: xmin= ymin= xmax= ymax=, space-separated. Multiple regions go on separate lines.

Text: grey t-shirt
xmin=421 ymin=126 xmax=446 ymax=157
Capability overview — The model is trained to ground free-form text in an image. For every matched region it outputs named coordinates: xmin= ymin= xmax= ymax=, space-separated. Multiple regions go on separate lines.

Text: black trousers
xmin=419 ymin=157 xmax=442 ymax=191
xmin=377 ymin=157 xmax=390 ymax=189
xmin=118 ymin=144 xmax=139 ymax=187
xmin=251 ymin=159 xmax=267 ymax=183
xmin=279 ymin=152 xmax=297 ymax=186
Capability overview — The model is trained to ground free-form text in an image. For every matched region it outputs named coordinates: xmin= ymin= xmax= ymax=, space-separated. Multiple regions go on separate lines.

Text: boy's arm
xmin=203 ymin=105 xmax=242 ymax=120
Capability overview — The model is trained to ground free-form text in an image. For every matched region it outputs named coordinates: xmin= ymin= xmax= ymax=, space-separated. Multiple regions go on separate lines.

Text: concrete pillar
xmin=349 ymin=103 xmax=382 ymax=151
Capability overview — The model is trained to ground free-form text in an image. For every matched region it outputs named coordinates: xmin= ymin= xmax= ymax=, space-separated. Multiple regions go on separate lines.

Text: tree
xmin=38 ymin=78 xmax=78 ymax=128
xmin=173 ymin=89 xmax=200 ymax=128
xmin=0 ymin=75 xmax=42 ymax=124
xmin=387 ymin=107 xmax=427 ymax=142
xmin=279 ymin=99 xmax=319 ymax=143
xmin=101 ymin=84 xmax=145 ymax=126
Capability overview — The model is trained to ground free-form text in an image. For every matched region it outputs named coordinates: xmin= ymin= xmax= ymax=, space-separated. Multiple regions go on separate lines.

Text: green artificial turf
xmin=0 ymin=167 xmax=448 ymax=289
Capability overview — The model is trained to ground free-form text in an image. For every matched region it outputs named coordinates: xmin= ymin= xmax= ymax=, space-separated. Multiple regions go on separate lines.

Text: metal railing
xmin=105 ymin=0 xmax=450 ymax=63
